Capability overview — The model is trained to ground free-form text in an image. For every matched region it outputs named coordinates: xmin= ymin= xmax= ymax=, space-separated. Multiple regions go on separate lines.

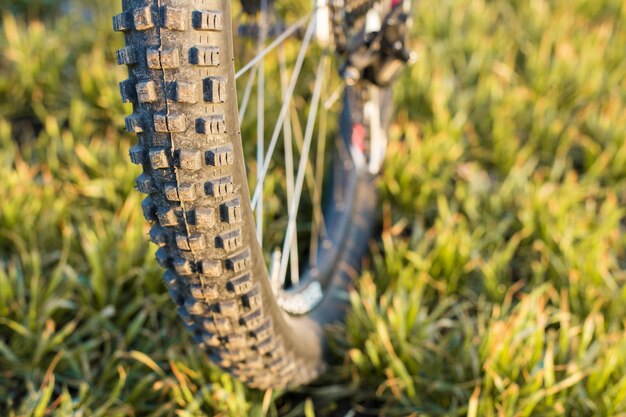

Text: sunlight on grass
xmin=1 ymin=0 xmax=625 ymax=415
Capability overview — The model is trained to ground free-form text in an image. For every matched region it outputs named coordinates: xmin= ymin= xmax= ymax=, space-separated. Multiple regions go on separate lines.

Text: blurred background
xmin=1 ymin=0 xmax=625 ymax=415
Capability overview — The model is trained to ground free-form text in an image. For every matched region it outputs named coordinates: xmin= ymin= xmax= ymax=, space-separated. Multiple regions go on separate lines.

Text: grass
xmin=1 ymin=0 xmax=626 ymax=415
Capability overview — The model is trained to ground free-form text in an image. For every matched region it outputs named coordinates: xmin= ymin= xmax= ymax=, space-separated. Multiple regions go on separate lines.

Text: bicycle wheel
xmin=114 ymin=0 xmax=392 ymax=389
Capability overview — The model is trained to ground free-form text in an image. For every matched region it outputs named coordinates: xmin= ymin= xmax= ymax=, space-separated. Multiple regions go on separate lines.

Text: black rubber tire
xmin=114 ymin=0 xmax=378 ymax=389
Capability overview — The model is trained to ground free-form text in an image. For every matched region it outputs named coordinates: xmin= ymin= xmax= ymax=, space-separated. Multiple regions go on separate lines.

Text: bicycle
xmin=114 ymin=0 xmax=412 ymax=389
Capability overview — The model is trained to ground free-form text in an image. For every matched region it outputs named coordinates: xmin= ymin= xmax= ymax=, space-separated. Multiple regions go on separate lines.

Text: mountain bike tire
xmin=114 ymin=0 xmax=381 ymax=389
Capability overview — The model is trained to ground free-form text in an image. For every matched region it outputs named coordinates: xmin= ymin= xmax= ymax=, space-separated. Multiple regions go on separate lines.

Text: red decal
xmin=352 ymin=123 xmax=366 ymax=153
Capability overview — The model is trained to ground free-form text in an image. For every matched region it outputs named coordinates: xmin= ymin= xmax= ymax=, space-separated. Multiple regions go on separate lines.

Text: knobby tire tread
xmin=115 ymin=0 xmax=323 ymax=389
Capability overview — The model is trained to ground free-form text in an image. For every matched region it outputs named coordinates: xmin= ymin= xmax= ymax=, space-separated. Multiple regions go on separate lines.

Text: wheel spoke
xmin=238 ymin=62 xmax=257 ymax=123
xmin=235 ymin=14 xmax=312 ymax=80
xmin=323 ymin=84 xmax=342 ymax=109
xmin=288 ymin=94 xmax=325 ymax=240
xmin=279 ymin=46 xmax=300 ymax=285
xmin=278 ymin=57 xmax=326 ymax=285
xmin=250 ymin=16 xmax=316 ymax=209
xmin=238 ymin=7 xmax=335 ymax=286
xmin=269 ymin=249 xmax=283 ymax=293
xmin=309 ymin=56 xmax=330 ymax=266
